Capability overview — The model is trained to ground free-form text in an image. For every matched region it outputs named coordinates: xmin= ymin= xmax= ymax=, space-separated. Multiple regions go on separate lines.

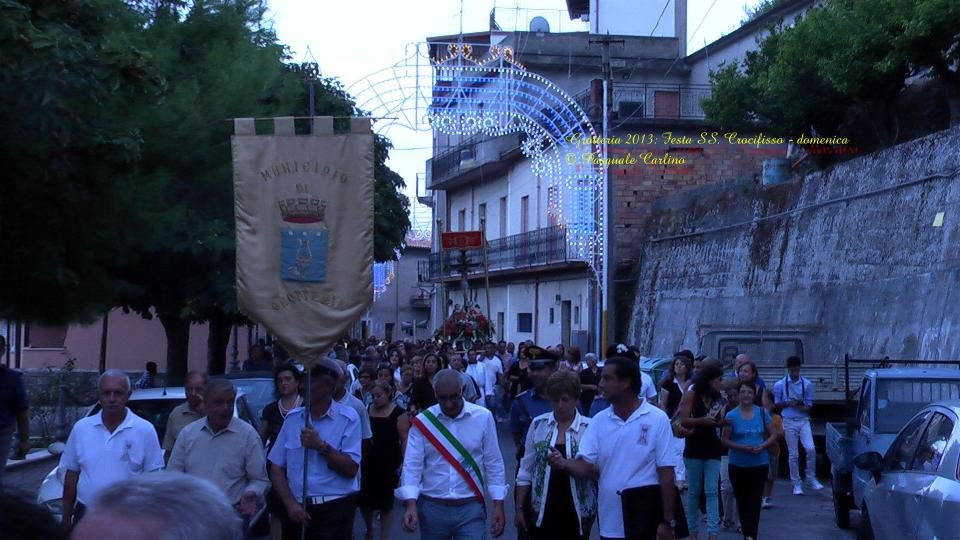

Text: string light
xmin=427 ymin=49 xmax=606 ymax=280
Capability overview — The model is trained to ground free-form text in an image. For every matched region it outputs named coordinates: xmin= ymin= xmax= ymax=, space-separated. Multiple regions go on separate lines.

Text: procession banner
xmin=232 ymin=117 xmax=374 ymax=366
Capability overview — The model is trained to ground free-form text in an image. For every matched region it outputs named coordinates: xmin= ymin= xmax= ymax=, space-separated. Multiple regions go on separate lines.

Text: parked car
xmin=826 ymin=363 xmax=960 ymax=528
xmin=214 ymin=372 xmax=275 ymax=418
xmin=853 ymin=400 xmax=960 ymax=540
xmin=38 ymin=387 xmax=260 ymax=525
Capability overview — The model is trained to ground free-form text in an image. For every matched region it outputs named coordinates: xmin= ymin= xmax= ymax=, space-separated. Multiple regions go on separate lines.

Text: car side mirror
xmin=47 ymin=442 xmax=65 ymax=456
xmin=854 ymin=451 xmax=884 ymax=482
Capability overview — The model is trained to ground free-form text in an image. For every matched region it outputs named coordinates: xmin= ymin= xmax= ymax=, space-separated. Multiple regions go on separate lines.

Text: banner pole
xmin=438 ymin=219 xmax=446 ymax=342
xmin=480 ymin=217 xmax=492 ymax=340
xmin=301 ymin=366 xmax=312 ymax=540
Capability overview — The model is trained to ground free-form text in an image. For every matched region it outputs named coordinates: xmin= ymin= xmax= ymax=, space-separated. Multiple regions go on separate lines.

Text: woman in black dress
xmin=258 ymin=363 xmax=302 ymax=540
xmin=359 ymin=381 xmax=404 ymax=540
xmin=578 ymin=353 xmax=601 ymax=413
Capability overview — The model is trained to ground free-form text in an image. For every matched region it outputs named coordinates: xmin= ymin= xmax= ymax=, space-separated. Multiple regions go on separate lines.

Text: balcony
xmin=426 ymin=132 xmax=526 ymax=191
xmin=574 ymin=82 xmax=711 ymax=123
xmin=409 ymin=287 xmax=432 ymax=308
xmin=418 ymin=226 xmax=585 ymax=282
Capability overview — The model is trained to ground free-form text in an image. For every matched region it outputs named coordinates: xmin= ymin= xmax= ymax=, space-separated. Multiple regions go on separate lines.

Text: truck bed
xmin=825 ymin=421 xmax=854 ymax=474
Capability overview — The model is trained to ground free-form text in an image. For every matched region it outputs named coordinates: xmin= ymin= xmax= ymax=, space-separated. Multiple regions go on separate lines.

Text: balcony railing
xmin=426 ymin=131 xmax=526 ymax=190
xmin=418 ymin=226 xmax=581 ymax=281
xmin=574 ymin=82 xmax=711 ymax=122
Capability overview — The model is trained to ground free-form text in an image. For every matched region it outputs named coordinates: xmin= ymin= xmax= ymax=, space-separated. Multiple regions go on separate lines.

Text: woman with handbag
xmin=721 ymin=381 xmax=779 ymax=540
xmin=660 ymin=354 xmax=693 ymax=490
xmin=677 ymin=364 xmax=727 ymax=540
xmin=735 ymin=360 xmax=782 ymax=509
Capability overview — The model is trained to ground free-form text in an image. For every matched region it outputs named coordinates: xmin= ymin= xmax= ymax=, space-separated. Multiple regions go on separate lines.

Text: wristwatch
xmin=660 ymin=518 xmax=676 ymax=528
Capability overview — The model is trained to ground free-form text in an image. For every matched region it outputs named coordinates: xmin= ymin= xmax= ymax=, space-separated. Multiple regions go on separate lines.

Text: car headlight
xmin=44 ymin=498 xmax=64 ymax=522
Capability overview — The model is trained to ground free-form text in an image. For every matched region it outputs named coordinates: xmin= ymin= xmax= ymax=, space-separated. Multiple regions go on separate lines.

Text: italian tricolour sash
xmin=411 ymin=409 xmax=486 ymax=506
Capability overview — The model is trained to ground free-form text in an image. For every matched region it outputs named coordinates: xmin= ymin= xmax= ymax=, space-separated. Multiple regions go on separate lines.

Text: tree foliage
xmin=0 ymin=0 xmax=158 ymax=323
xmin=2 ymin=0 xmax=411 ymax=380
xmin=703 ymin=0 xmax=960 ymax=147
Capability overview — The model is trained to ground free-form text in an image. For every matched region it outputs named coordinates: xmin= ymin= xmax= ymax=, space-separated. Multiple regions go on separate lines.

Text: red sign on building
xmin=441 ymin=231 xmax=484 ymax=251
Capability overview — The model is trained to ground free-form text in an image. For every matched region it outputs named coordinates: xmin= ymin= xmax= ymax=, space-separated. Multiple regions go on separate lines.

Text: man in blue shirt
xmin=772 ymin=355 xmax=823 ymax=495
xmin=268 ymin=358 xmax=362 ymax=540
xmin=509 ymin=346 xmax=556 ymax=464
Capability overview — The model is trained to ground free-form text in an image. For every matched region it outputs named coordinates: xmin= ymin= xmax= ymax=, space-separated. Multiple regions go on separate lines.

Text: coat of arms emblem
xmin=278 ymin=197 xmax=328 ymax=283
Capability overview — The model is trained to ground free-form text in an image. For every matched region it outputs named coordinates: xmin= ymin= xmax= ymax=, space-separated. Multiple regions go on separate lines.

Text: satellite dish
xmin=529 ymin=16 xmax=550 ymax=33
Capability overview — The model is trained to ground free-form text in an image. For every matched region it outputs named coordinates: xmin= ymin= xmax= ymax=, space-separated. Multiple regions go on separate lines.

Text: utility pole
xmin=588 ymin=37 xmax=622 ymax=355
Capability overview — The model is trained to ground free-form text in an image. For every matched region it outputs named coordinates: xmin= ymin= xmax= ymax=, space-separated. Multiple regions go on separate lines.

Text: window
xmin=517 ymin=313 xmax=533 ymax=333
xmin=458 ymin=209 xmax=466 ymax=231
xmin=384 ymin=323 xmax=394 ymax=342
xmin=549 ymin=308 xmax=555 ymax=324
xmin=497 ymin=312 xmax=505 ymax=339
xmin=886 ymin=413 xmax=930 ymax=471
xmin=875 ymin=379 xmax=960 ymax=433
xmin=912 ymin=412 xmax=954 ymax=473
xmin=478 ymin=203 xmax=486 ymax=230
xmin=717 ymin=338 xmax=804 ymax=368
xmin=23 ymin=324 xmax=67 ymax=349
xmin=574 ymin=306 xmax=580 ymax=325
xmin=445 ymin=202 xmax=452 ymax=231
xmin=857 ymin=380 xmax=873 ymax=430
xmin=520 ymin=196 xmax=530 ymax=233
xmin=499 ymin=197 xmax=507 ymax=238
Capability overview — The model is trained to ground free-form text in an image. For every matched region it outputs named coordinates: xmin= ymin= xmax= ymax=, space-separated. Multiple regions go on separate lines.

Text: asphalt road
xmin=5 ymin=424 xmax=856 ymax=539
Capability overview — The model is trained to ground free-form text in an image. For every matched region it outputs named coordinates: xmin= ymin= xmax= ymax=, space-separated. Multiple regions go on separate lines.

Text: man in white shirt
xmin=465 ymin=350 xmax=489 ymax=402
xmin=398 ymin=369 xmax=508 ymax=538
xmin=480 ymin=341 xmax=504 ymax=412
xmin=773 ymin=355 xmax=822 ymax=495
xmin=59 ymin=369 xmax=164 ymax=532
xmin=553 ymin=357 xmax=678 ymax=540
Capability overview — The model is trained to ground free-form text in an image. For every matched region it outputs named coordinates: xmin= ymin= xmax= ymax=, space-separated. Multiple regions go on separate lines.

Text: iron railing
xmin=418 ymin=225 xmax=576 ymax=281
xmin=427 ymin=132 xmax=526 ymax=189
xmin=573 ymin=82 xmax=712 ymax=121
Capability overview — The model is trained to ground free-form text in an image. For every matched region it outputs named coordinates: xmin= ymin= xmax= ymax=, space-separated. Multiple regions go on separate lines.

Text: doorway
xmin=561 ymin=300 xmax=572 ymax=349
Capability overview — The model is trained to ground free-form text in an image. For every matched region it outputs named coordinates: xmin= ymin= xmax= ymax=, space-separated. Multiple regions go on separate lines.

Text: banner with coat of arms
xmin=232 ymin=116 xmax=374 ymax=366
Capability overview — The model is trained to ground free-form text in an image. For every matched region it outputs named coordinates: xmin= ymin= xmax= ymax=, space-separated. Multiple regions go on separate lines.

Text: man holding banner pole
xmin=267 ymin=358 xmax=362 ymax=540
xmin=397 ymin=368 xmax=508 ymax=539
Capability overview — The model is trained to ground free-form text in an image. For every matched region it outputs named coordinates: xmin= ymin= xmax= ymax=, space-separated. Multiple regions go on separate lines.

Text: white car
xmin=38 ymin=387 xmax=260 ymax=523
xmin=854 ymin=400 xmax=960 ymax=539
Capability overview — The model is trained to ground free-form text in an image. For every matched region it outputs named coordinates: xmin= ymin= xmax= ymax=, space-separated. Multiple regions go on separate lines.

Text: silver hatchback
xmin=854 ymin=400 xmax=960 ymax=539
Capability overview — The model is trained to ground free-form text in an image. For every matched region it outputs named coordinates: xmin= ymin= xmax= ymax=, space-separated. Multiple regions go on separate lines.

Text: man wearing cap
xmin=268 ymin=358 xmax=362 ymax=540
xmin=509 ymin=346 xmax=557 ymax=462
xmin=398 ymin=369 xmax=508 ymax=538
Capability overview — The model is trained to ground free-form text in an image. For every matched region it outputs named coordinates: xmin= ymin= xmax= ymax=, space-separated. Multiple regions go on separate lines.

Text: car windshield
xmin=90 ymin=398 xmax=185 ymax=442
xmin=231 ymin=379 xmax=275 ymax=417
xmin=875 ymin=379 xmax=960 ymax=433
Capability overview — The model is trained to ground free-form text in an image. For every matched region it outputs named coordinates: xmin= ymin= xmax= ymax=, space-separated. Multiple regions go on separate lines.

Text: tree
xmin=0 ymin=0 xmax=158 ymax=324
xmin=120 ymin=0 xmax=410 ymax=382
xmin=703 ymin=0 xmax=960 ymax=151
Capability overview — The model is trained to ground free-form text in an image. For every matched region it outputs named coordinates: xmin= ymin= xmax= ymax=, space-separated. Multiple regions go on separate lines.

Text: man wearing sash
xmin=397 ymin=369 xmax=508 ymax=539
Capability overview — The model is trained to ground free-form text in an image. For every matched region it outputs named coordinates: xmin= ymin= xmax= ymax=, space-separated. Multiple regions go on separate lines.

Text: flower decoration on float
xmin=434 ymin=305 xmax=495 ymax=350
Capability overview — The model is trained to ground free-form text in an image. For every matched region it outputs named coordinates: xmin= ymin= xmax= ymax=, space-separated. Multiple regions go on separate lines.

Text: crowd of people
xmin=14 ymin=335 xmax=824 ymax=540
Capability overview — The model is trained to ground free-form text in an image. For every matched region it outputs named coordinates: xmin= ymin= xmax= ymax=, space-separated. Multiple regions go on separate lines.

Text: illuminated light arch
xmin=348 ymin=41 xmax=606 ymax=297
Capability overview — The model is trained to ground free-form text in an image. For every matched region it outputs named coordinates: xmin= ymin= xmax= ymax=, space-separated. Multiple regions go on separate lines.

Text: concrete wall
xmin=685 ymin=1 xmax=811 ymax=85
xmin=476 ymin=277 xmax=593 ymax=347
xmin=4 ymin=311 xmax=250 ymax=373
xmin=628 ymin=126 xmax=960 ymax=363
xmin=589 ymin=0 xmax=677 ymax=38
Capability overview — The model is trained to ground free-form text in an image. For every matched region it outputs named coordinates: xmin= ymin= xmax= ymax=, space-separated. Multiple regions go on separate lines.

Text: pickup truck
xmin=826 ymin=363 xmax=960 ymax=529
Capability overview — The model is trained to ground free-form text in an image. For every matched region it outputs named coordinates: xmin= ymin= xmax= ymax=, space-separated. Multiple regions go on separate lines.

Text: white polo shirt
xmin=576 ymin=399 xmax=674 ymax=538
xmin=60 ymin=408 xmax=164 ymax=504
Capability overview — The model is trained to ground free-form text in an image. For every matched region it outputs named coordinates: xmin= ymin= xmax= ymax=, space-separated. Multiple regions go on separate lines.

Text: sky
xmin=266 ymin=0 xmax=765 ymax=233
